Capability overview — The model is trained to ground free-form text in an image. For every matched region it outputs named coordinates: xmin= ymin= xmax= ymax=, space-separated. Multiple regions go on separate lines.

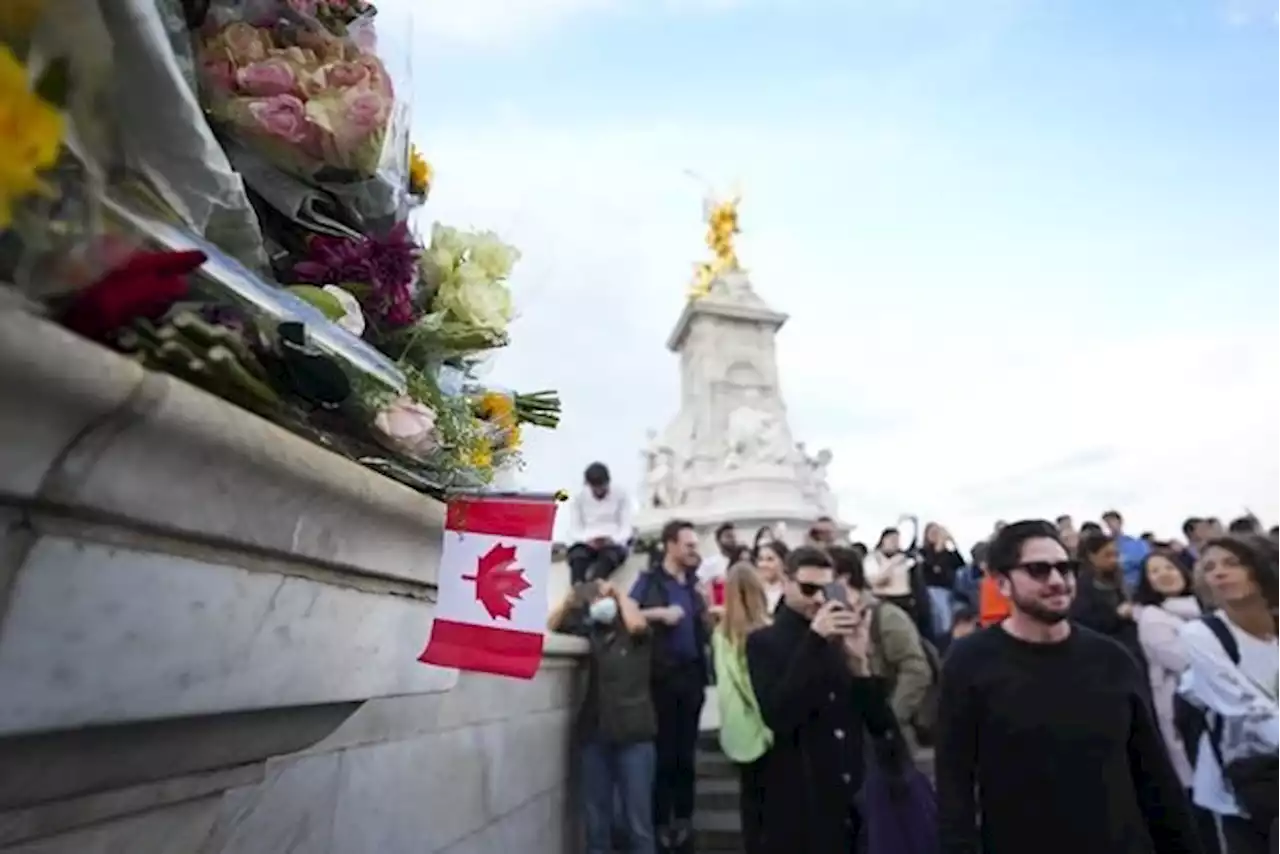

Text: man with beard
xmin=935 ymin=520 xmax=1202 ymax=854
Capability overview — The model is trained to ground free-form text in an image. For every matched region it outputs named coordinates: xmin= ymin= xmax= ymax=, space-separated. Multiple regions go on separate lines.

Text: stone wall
xmin=0 ymin=311 xmax=587 ymax=853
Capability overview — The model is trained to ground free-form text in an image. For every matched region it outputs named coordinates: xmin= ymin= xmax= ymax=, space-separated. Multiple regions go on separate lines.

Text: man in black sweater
xmin=745 ymin=546 xmax=900 ymax=854
xmin=935 ymin=519 xmax=1202 ymax=854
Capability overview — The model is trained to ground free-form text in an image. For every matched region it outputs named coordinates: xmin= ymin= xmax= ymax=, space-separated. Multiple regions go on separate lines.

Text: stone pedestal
xmin=0 ymin=309 xmax=585 ymax=854
xmin=634 ymin=271 xmax=842 ymax=549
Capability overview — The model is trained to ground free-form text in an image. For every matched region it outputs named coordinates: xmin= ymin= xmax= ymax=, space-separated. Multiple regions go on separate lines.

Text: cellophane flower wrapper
xmin=0 ymin=1 xmax=135 ymax=300
xmin=99 ymin=0 xmax=272 ymax=273
xmin=194 ymin=0 xmax=412 ymax=215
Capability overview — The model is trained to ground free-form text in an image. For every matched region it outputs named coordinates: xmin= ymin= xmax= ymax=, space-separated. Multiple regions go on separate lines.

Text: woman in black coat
xmin=1070 ymin=532 xmax=1148 ymax=672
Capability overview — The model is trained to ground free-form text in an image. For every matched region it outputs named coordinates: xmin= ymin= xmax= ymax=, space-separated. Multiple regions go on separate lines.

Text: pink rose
xmin=236 ymin=58 xmax=299 ymax=97
xmin=340 ymin=89 xmax=388 ymax=140
xmin=373 ymin=396 xmax=438 ymax=460
xmin=355 ymin=55 xmax=393 ymax=97
xmin=246 ymin=94 xmax=311 ymax=145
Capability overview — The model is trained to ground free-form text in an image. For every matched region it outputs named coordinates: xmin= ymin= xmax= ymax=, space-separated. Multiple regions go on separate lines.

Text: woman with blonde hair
xmin=713 ymin=562 xmax=774 ymax=854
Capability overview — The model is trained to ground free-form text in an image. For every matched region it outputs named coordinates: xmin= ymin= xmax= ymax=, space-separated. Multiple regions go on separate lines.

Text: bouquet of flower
xmin=195 ymin=4 xmax=396 ymax=181
xmin=289 ymin=220 xmax=418 ymax=328
xmin=378 ymin=223 xmax=519 ymax=364
xmin=284 ymin=0 xmax=375 ymax=35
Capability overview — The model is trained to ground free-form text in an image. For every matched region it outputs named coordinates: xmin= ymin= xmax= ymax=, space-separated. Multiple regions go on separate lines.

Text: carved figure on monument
xmin=640 ymin=429 xmax=683 ymax=508
xmin=723 ymin=405 xmax=790 ymax=469
xmin=796 ymin=444 xmax=837 ymax=517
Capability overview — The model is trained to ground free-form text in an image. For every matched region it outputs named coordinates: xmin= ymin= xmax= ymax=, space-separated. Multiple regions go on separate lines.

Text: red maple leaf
xmin=461 ymin=543 xmax=531 ymax=621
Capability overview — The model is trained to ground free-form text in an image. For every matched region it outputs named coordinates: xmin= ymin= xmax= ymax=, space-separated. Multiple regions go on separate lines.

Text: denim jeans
xmin=582 ymin=740 xmax=656 ymax=854
xmin=926 ymin=586 xmax=954 ymax=641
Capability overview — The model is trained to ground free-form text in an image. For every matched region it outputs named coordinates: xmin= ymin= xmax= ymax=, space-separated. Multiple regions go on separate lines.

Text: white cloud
xmin=418 ymin=115 xmax=1279 ymax=547
xmin=1221 ymin=0 xmax=1279 ymax=26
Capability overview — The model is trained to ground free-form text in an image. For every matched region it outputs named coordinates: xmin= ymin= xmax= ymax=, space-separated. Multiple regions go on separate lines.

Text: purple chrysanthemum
xmin=292 ymin=223 xmax=420 ymax=328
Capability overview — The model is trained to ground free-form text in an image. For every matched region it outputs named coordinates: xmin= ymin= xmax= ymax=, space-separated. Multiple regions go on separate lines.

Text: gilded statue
xmin=688 ymin=190 xmax=742 ymax=300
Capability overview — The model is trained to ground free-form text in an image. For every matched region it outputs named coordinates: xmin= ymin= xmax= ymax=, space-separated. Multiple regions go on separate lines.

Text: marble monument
xmin=634 ymin=193 xmax=841 ymax=547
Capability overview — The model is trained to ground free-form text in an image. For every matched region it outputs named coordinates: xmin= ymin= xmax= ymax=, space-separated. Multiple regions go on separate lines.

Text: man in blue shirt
xmin=630 ymin=519 xmax=709 ymax=852
xmin=1101 ymin=510 xmax=1149 ymax=590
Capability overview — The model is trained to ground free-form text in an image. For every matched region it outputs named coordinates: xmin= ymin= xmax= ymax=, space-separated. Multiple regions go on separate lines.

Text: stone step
xmin=695 ymin=748 xmax=736 ymax=778
xmin=694 ymin=807 xmax=742 ymax=852
xmin=695 ymin=775 xmax=740 ymax=812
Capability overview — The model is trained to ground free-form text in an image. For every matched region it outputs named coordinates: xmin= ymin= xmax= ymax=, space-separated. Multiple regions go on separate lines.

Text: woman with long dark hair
xmin=865 ymin=523 xmax=932 ymax=638
xmin=1071 ymin=532 xmax=1147 ymax=671
xmin=920 ymin=522 xmax=966 ymax=643
xmin=1179 ymin=535 xmax=1278 ymax=854
xmin=752 ymin=540 xmax=788 ymax=614
xmin=1134 ymin=551 xmax=1203 ymax=784
xmin=1133 ymin=551 xmax=1222 ymax=854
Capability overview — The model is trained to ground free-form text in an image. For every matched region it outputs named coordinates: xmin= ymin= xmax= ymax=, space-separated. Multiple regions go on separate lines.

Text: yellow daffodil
xmin=468 ymin=439 xmax=493 ymax=471
xmin=0 ymin=44 xmax=64 ymax=230
xmin=478 ymin=390 xmax=516 ymax=427
xmin=409 ymin=145 xmax=432 ymax=197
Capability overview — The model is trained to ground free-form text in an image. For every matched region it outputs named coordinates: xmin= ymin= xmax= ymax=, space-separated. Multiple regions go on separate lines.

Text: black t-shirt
xmin=935 ymin=625 xmax=1202 ymax=854
xmin=920 ymin=546 xmax=966 ymax=590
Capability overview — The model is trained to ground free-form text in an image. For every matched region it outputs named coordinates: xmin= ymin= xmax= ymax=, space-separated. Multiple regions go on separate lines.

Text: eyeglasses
xmin=1008 ymin=560 xmax=1080 ymax=581
xmin=796 ymin=581 xmax=826 ymax=597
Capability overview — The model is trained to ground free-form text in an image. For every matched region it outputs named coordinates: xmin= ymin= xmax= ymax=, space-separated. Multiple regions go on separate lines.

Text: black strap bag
xmin=1195 ymin=615 xmax=1278 ymax=836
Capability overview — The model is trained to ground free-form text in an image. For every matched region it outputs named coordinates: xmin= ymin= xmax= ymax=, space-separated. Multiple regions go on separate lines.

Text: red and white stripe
xmin=418 ymin=495 xmax=558 ymax=679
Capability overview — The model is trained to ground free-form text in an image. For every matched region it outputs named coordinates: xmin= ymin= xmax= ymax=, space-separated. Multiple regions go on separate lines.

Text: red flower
xmin=61 ymin=250 xmax=207 ymax=341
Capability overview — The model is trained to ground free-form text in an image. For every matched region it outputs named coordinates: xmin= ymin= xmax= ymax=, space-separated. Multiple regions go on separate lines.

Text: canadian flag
xmin=418 ymin=494 xmax=559 ymax=679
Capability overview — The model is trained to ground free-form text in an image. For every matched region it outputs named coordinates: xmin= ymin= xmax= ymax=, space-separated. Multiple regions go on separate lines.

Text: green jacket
xmin=712 ymin=628 xmax=773 ymax=763
xmin=866 ymin=595 xmax=934 ymax=729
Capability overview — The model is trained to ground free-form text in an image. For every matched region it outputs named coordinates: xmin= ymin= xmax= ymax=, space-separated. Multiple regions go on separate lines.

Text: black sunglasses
xmin=1009 ymin=560 xmax=1080 ymax=581
xmin=796 ymin=581 xmax=825 ymax=597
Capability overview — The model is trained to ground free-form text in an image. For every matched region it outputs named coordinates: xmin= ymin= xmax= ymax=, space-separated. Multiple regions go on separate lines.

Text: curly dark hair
xmin=1201 ymin=534 xmax=1278 ymax=612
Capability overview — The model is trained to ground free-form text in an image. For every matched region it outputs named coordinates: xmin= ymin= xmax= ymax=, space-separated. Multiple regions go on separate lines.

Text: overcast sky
xmin=397 ymin=0 xmax=1278 ymax=547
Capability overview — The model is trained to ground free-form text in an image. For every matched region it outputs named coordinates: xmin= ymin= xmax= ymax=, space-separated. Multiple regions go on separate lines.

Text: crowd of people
xmin=551 ymin=461 xmax=1279 ymax=854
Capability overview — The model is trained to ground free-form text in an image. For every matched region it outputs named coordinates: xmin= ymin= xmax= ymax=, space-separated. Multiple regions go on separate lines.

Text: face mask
xmin=588 ymin=597 xmax=619 ymax=624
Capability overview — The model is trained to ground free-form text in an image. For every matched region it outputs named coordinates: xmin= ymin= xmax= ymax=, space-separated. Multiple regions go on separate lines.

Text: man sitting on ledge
xmin=567 ymin=462 xmax=633 ymax=584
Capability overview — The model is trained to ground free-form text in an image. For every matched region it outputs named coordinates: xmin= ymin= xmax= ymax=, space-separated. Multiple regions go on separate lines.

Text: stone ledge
xmin=0 ymin=309 xmax=444 ymax=587
xmin=542 ymin=633 xmax=589 ymax=657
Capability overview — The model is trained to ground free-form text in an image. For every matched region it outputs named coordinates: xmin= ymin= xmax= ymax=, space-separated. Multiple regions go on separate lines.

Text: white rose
xmin=373 ymin=396 xmax=439 ymax=460
xmin=436 ymin=261 xmax=514 ymax=332
xmin=468 ymin=231 xmax=521 ymax=281
xmin=429 ymin=223 xmax=469 ymax=270
xmin=322 ymin=285 xmax=366 ymax=337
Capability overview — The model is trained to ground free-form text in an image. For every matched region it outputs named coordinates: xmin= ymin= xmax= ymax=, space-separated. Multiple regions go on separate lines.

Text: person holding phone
xmin=744 ymin=547 xmax=903 ymax=854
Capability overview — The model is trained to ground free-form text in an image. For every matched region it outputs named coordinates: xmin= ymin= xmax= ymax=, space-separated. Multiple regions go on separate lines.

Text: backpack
xmin=1175 ymin=615 xmax=1279 ymax=834
xmin=1171 ymin=618 xmax=1232 ymax=768
xmin=871 ymin=602 xmax=942 ymax=746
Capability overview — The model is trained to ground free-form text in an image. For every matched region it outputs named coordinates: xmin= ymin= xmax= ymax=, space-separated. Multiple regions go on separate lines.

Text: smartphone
xmin=823 ymin=581 xmax=849 ymax=608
